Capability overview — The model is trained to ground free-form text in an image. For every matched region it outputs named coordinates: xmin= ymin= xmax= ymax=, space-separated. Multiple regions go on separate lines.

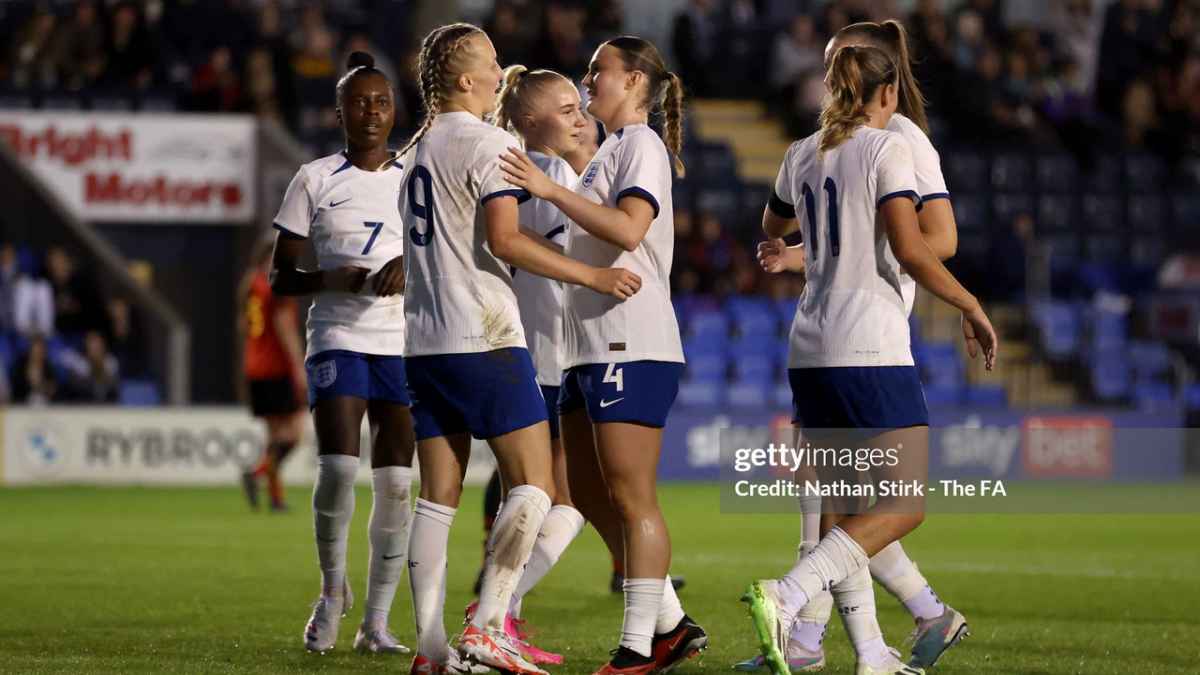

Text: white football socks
xmin=410 ymin=498 xmax=456 ymax=661
xmin=870 ymin=541 xmax=944 ymax=620
xmin=472 ymin=485 xmax=551 ymax=631
xmin=509 ymin=504 xmax=585 ymax=616
xmin=364 ymin=466 xmax=414 ymax=631
xmin=620 ymin=578 xmax=665 ymax=657
xmin=313 ymin=454 xmax=358 ymax=599
xmin=656 ymin=575 xmax=686 ymax=634
xmin=833 ymin=565 xmax=891 ymax=667
xmin=777 ymin=527 xmax=869 ymax=620
xmin=791 ymin=541 xmax=833 ymax=653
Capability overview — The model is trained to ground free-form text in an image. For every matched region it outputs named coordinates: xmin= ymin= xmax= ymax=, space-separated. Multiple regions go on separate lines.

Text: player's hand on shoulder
xmin=373 ymin=256 xmax=405 ymax=296
xmin=324 ymin=265 xmax=370 ymax=293
xmin=588 ymin=267 xmax=642 ymax=301
xmin=500 ymin=147 xmax=555 ymax=199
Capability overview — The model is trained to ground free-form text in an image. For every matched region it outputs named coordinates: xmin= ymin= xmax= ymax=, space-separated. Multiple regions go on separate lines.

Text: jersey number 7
xmin=801 ymin=177 xmax=840 ymax=258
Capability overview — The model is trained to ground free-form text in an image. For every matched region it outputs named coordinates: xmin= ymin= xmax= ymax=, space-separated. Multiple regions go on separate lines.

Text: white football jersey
xmin=774 ymin=126 xmax=919 ymax=368
xmin=400 ymin=111 xmax=531 ymax=357
xmin=888 ymin=113 xmax=949 ymax=317
xmin=562 ymin=124 xmax=683 ymax=367
xmin=513 ymin=151 xmax=576 ymax=386
xmin=273 ymin=152 xmax=406 ymax=357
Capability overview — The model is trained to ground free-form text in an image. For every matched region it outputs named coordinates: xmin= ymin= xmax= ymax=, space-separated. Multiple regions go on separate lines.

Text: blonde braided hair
xmin=400 ymin=23 xmax=484 ymax=155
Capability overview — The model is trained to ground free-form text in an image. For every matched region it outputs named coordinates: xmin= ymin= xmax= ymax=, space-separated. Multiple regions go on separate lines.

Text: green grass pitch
xmin=2 ymin=484 xmax=1198 ymax=673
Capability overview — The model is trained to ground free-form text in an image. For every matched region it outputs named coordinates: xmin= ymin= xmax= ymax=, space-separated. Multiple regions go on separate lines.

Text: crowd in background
xmin=0 ymin=243 xmax=144 ymax=404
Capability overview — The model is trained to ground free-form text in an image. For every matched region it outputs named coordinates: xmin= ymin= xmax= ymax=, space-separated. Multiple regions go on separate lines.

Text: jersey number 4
xmin=801 ymin=177 xmax=840 ymax=258
xmin=406 ymin=166 xmax=436 ymax=247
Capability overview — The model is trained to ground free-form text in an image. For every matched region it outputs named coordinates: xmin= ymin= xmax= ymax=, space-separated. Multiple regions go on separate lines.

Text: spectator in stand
xmin=1096 ymin=0 xmax=1161 ymax=118
xmin=770 ymin=15 xmax=823 ymax=117
xmin=1048 ymin=0 xmax=1103 ymax=97
xmin=0 ymin=243 xmax=20 ymax=332
xmin=189 ymin=46 xmax=241 ymax=112
xmin=106 ymin=297 xmax=145 ymax=377
xmin=952 ymin=8 xmax=987 ymax=72
xmin=62 ymin=330 xmax=120 ymax=403
xmin=673 ymin=0 xmax=718 ymax=97
xmin=105 ymin=1 xmax=157 ymax=89
xmin=528 ymin=0 xmax=591 ymax=79
xmin=486 ymin=1 xmax=536 ymax=68
xmin=9 ymin=7 xmax=58 ymax=89
xmin=13 ymin=268 xmax=54 ymax=340
xmin=51 ymin=0 xmax=107 ymax=90
xmin=11 ymin=335 xmax=56 ymax=405
xmin=243 ymin=47 xmax=284 ymax=123
xmin=1122 ymin=78 xmax=1171 ymax=154
xmin=45 ymin=247 xmax=104 ymax=335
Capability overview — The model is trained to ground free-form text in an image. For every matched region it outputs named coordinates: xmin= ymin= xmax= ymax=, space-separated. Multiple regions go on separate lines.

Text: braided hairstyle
xmin=494 ymin=64 xmax=573 ymax=137
xmin=400 ymin=23 xmax=485 ymax=155
xmin=604 ymin=36 xmax=687 ymax=178
xmin=819 ymin=45 xmax=897 ymax=152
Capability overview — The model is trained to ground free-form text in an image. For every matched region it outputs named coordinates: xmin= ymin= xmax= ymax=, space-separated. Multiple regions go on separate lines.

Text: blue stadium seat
xmin=1084 ymin=155 xmax=1122 ymax=191
xmin=726 ymin=296 xmax=779 ymax=337
xmin=1087 ymin=307 xmax=1128 ymax=353
xmin=950 ymin=192 xmax=989 ymax=230
xmin=1171 ymin=191 xmax=1200 ymax=229
xmin=1036 ymin=153 xmax=1078 ymax=192
xmin=733 ymin=351 xmax=776 ymax=381
xmin=1185 ymin=384 xmax=1200 ymax=411
xmin=1125 ymin=154 xmax=1166 ymax=192
xmin=0 ymin=331 xmax=14 ymax=371
xmin=727 ymin=378 xmax=769 ymax=408
xmin=1128 ymin=341 xmax=1172 ymax=379
xmin=1037 ymin=194 xmax=1075 ymax=231
xmin=923 ymin=383 xmax=963 ymax=407
xmin=1090 ymin=350 xmax=1131 ymax=401
xmin=772 ymin=378 xmax=793 ymax=408
xmin=993 ymin=192 xmax=1034 ymax=226
xmin=914 ymin=342 xmax=963 ymax=388
xmin=965 ymin=384 xmax=1008 ymax=407
xmin=685 ymin=307 xmax=730 ymax=342
xmin=119 ymin=379 xmax=162 ymax=406
xmin=944 ymin=151 xmax=988 ymax=191
xmin=1128 ymin=195 xmax=1165 ymax=232
xmin=676 ymin=379 xmax=723 ymax=407
xmin=1031 ymin=300 xmax=1081 ymax=359
xmin=991 ymin=153 xmax=1032 ymax=191
xmin=1082 ymin=194 xmax=1123 ymax=230
xmin=1133 ymin=381 xmax=1174 ymax=409
xmin=682 ymin=341 xmax=728 ymax=381
xmin=773 ymin=297 xmax=797 ymax=327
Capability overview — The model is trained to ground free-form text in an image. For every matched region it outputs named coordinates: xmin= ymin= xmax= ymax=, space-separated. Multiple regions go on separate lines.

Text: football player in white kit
xmin=738 ymin=20 xmax=969 ymax=673
xmin=397 ymin=24 xmax=641 ymax=675
xmin=467 ymin=64 xmax=590 ymax=667
xmin=740 ymin=46 xmax=997 ymax=675
xmin=270 ymin=52 xmax=416 ymax=656
xmin=500 ymin=35 xmax=707 ymax=675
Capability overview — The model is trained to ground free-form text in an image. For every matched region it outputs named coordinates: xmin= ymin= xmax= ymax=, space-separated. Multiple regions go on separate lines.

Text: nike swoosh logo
xmin=330 ymin=198 xmax=351 ymax=207
xmin=383 ymin=553 xmax=405 ymax=560
xmin=599 ymin=397 xmax=624 ymax=408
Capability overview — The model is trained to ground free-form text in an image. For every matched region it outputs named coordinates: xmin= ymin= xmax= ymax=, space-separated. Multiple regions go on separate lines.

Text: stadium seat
xmin=1087 ymin=307 xmax=1128 ymax=353
xmin=965 ymin=384 xmax=1008 ymax=407
xmin=1133 ymin=381 xmax=1175 ymax=409
xmin=1037 ymin=193 xmax=1075 ymax=230
xmin=1185 ymin=384 xmax=1200 ymax=412
xmin=1128 ymin=194 xmax=1166 ymax=232
xmin=1128 ymin=341 xmax=1172 ymax=379
xmin=1170 ymin=191 xmax=1200 ymax=229
xmin=1090 ymin=350 xmax=1132 ymax=401
xmin=1082 ymin=194 xmax=1123 ymax=230
xmin=914 ymin=341 xmax=964 ymax=388
xmin=733 ymin=351 xmax=776 ymax=381
xmin=682 ymin=342 xmax=728 ymax=381
xmin=1125 ymin=154 xmax=1166 ymax=192
xmin=686 ymin=306 xmax=730 ymax=340
xmin=0 ymin=331 xmax=14 ymax=371
xmin=1035 ymin=153 xmax=1078 ymax=192
xmin=676 ymin=379 xmax=723 ymax=407
xmin=991 ymin=153 xmax=1032 ymax=191
xmin=993 ymin=192 xmax=1034 ymax=225
xmin=1084 ymin=155 xmax=1122 ymax=191
xmin=944 ymin=151 xmax=988 ymax=191
xmin=773 ymin=297 xmax=797 ymax=327
xmin=726 ymin=296 xmax=778 ymax=337
xmin=772 ymin=378 xmax=793 ymax=408
xmin=119 ymin=379 xmax=162 ymax=406
xmin=1031 ymin=300 xmax=1081 ymax=359
xmin=727 ymin=372 xmax=769 ymax=407
xmin=951 ymin=192 xmax=989 ymax=230
xmin=923 ymin=383 xmax=964 ymax=407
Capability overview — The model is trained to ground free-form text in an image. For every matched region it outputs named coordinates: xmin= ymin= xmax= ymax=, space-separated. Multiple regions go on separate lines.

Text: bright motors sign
xmin=0 ymin=112 xmax=255 ymax=223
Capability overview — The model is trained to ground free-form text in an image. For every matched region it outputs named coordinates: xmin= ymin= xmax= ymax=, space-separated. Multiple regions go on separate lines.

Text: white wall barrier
xmin=0 ymin=407 xmax=496 ymax=487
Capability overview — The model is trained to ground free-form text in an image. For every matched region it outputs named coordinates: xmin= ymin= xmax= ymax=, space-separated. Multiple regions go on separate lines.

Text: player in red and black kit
xmin=240 ymin=237 xmax=308 ymax=512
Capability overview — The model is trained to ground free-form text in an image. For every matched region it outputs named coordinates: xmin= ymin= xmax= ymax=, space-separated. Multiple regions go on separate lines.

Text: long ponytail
xmin=663 ymin=72 xmax=686 ymax=178
xmin=819 ymin=45 xmax=897 ymax=152
xmin=604 ymin=35 xmax=687 ymax=178
xmin=833 ymin=20 xmax=929 ymax=135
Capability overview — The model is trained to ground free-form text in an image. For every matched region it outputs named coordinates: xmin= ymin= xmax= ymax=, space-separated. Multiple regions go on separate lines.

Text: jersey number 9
xmin=407 ymin=165 xmax=436 ymax=247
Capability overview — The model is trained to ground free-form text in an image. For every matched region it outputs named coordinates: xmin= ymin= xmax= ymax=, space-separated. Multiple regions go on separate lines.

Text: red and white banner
xmin=0 ymin=112 xmax=256 ymax=223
